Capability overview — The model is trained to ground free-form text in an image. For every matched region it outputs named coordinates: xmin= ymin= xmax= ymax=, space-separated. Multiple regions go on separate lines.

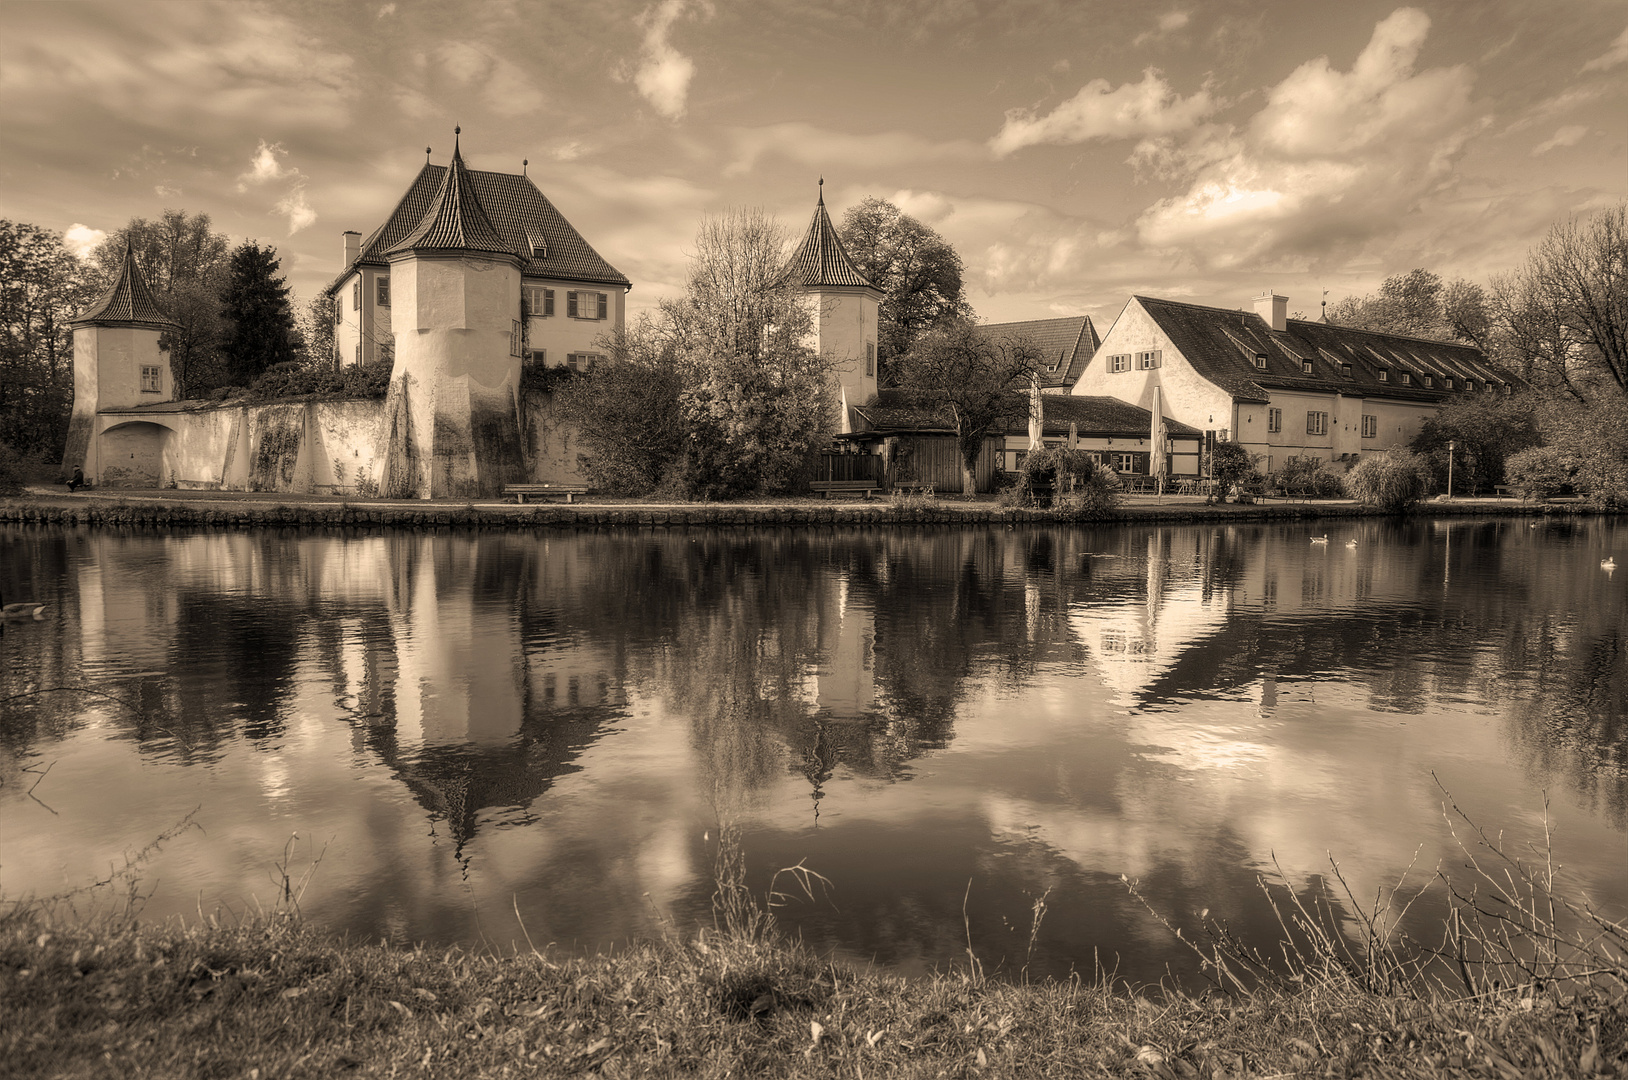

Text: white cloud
xmin=990 ymin=69 xmax=1218 ymax=157
xmin=275 ymin=188 xmax=317 ymax=235
xmin=237 ymin=139 xmax=296 ymax=190
xmin=1132 ymin=8 xmax=1480 ymax=269
xmin=633 ymin=0 xmax=711 ymax=120
xmin=1532 ymin=124 xmax=1588 ymax=156
xmin=154 ymin=185 xmax=181 ymax=197
xmin=1580 ymin=25 xmax=1628 ymax=72
xmin=64 ymin=224 xmax=107 ymax=260
xmin=432 ymin=42 xmax=547 ymax=118
xmin=376 ymin=2 xmax=397 ymax=17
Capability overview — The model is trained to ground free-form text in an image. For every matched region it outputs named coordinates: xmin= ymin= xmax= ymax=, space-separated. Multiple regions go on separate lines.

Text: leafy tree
xmin=90 ymin=210 xmax=231 ymax=399
xmin=837 ymin=198 xmax=974 ymax=381
xmin=0 ymin=221 xmax=94 ymax=459
xmin=1531 ymin=390 xmax=1628 ymax=508
xmin=664 ymin=208 xmax=834 ymax=498
xmin=555 ymin=317 xmax=686 ymax=495
xmin=1342 ymin=449 xmax=1433 ymax=512
xmin=219 ymin=242 xmax=298 ymax=388
xmin=892 ymin=317 xmax=1040 ymax=496
xmin=1327 ymin=268 xmax=1490 ymax=346
xmin=1412 ymin=393 xmax=1540 ymax=493
xmin=296 ymin=294 xmax=336 ymax=368
xmin=1206 ymin=440 xmax=1256 ymax=502
xmin=1489 ymin=202 xmax=1627 ymax=397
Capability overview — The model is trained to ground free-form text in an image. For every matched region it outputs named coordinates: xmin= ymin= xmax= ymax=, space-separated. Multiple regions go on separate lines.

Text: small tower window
xmin=377 ymin=276 xmax=390 ymax=307
xmin=140 ymin=365 xmax=161 ymax=393
xmin=511 ymin=321 xmax=522 ymax=357
xmin=352 ymin=281 xmax=361 ymax=310
xmin=865 ymin=342 xmax=875 ymax=377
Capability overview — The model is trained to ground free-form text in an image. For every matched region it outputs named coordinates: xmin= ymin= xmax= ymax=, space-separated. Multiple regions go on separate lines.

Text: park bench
xmin=505 ymin=483 xmax=590 ymax=504
xmin=1493 ymin=485 xmax=1514 ymax=499
xmin=810 ymin=479 xmax=879 ymax=499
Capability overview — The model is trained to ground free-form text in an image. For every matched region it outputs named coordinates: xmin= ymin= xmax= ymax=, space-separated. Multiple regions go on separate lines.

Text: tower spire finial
xmin=817 ymin=175 xmax=824 ymax=206
xmin=453 ymin=125 xmax=462 ymax=160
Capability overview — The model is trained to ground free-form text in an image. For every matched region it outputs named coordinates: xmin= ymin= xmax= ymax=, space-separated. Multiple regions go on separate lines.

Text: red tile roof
xmin=1130 ymin=295 xmax=1514 ymax=404
xmin=779 ymin=187 xmax=876 ymax=290
xmin=977 ymin=316 xmax=1100 ymax=390
xmin=326 ymin=153 xmax=630 ymax=295
xmin=72 ymin=240 xmax=175 ymax=329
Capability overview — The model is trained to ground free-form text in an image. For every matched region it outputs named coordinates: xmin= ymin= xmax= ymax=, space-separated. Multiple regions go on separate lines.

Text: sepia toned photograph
xmin=2 ymin=1 xmax=1625 ymax=1075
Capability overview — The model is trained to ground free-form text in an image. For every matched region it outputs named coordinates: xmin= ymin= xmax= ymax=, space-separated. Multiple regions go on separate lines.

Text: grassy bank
xmin=4 ymin=910 xmax=1624 ymax=1078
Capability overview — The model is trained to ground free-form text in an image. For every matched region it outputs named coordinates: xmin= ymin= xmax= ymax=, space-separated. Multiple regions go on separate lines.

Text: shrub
xmin=248 ymin=359 xmax=391 ymax=401
xmin=1018 ymin=446 xmax=1098 ymax=504
xmin=1504 ymin=446 xmax=1574 ymax=501
xmin=1054 ymin=470 xmax=1122 ymax=517
xmin=1207 ymin=441 xmax=1257 ymax=502
xmin=1272 ymin=455 xmax=1345 ymax=498
xmin=1342 ymin=449 xmax=1433 ymax=512
xmin=0 ymin=441 xmax=23 ymax=496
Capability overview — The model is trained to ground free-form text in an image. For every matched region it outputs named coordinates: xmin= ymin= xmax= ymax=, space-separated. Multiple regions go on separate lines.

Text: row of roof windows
xmin=1245 ymin=350 xmax=1506 ymax=391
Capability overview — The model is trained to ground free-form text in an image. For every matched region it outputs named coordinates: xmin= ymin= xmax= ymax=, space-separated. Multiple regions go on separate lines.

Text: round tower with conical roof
xmin=380 ymin=129 xmax=526 ymax=498
xmin=780 ymin=180 xmax=881 ymax=432
xmin=63 ymin=239 xmax=179 ymax=477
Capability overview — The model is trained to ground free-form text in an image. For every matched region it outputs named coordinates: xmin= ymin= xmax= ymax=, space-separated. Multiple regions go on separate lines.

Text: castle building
xmin=778 ymin=181 xmax=882 ymax=432
xmin=325 ymin=132 xmax=631 ymax=375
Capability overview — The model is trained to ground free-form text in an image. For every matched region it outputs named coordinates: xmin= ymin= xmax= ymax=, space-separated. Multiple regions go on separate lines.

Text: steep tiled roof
xmin=852 ymin=389 xmax=1197 ymax=438
xmin=72 ymin=240 xmax=175 ymax=329
xmin=386 ymin=137 xmax=513 ymax=259
xmin=779 ymin=186 xmax=876 ymax=290
xmin=1130 ymin=295 xmax=1513 ymax=404
xmin=978 ymin=316 xmax=1100 ymax=390
xmin=326 ymin=150 xmax=631 ymax=295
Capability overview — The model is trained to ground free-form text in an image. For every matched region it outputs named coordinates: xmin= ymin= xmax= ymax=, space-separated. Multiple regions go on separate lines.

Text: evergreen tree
xmin=220 ymin=241 xmax=298 ymax=388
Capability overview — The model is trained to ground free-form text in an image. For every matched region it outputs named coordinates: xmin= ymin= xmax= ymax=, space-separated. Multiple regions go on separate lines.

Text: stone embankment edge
xmin=0 ymin=494 xmax=1590 ymax=531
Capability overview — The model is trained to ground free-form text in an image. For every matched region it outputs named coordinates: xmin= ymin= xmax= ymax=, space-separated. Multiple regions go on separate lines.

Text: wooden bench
xmin=810 ymin=480 xmax=879 ymax=499
xmin=505 ymin=483 xmax=590 ymax=504
xmin=1493 ymin=485 xmax=1514 ymax=499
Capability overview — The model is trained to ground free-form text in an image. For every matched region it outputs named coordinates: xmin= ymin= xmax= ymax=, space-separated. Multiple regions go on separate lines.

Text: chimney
xmin=1253 ymin=291 xmax=1288 ymax=333
xmin=342 ymin=230 xmax=361 ymax=269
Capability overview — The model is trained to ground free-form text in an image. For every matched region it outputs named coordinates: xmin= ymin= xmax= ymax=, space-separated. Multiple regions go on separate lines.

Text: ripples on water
xmin=2 ymin=518 xmax=1624 ymax=982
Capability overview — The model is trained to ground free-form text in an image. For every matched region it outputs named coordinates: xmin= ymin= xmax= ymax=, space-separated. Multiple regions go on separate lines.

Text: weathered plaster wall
xmin=388 ymin=254 xmax=525 ymax=498
xmin=521 ymin=390 xmax=590 ymax=485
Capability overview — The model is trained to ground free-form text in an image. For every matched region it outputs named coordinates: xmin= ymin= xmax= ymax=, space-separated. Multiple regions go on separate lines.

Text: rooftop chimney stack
xmin=343 ymin=230 xmax=362 ymax=270
xmin=1253 ymin=291 xmax=1288 ymax=333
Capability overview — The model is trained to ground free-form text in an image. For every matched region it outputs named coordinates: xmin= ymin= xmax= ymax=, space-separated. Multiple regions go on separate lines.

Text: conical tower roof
xmin=386 ymin=129 xmax=516 ymax=259
xmin=72 ymin=238 xmax=176 ymax=329
xmin=779 ymin=180 xmax=876 ymax=290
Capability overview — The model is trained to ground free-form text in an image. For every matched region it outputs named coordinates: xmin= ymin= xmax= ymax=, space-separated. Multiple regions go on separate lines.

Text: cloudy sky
xmin=2 ymin=0 xmax=1624 ymax=325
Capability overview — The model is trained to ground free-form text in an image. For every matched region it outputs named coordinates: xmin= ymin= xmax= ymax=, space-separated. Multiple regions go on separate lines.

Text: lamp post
xmin=1447 ymin=440 xmax=1456 ymax=500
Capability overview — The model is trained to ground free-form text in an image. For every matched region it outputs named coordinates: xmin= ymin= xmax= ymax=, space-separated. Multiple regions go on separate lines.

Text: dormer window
xmin=1340 ymin=362 xmax=1352 ymax=378
xmin=527 ymin=230 xmax=548 ymax=259
xmin=1378 ymin=369 xmax=1389 ymax=382
xmin=1443 ymin=376 xmax=1453 ymax=390
xmin=1300 ymin=358 xmax=1314 ymax=375
xmin=1399 ymin=371 xmax=1412 ymax=386
xmin=1423 ymin=374 xmax=1433 ymax=388
xmin=1254 ymin=353 xmax=1268 ymax=369
xmin=1465 ymin=378 xmax=1475 ymax=392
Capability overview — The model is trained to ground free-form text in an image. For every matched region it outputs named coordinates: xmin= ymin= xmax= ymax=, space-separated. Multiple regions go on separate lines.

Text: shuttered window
xmin=566 ymin=291 xmax=609 ymax=320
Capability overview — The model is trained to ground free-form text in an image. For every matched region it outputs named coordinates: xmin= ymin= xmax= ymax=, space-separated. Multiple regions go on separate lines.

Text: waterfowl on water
xmin=1346 ymin=539 xmax=1358 ymax=548
xmin=1605 ymin=557 xmax=1618 ymax=571
xmin=1310 ymin=535 xmax=1329 ymax=545
xmin=2 ymin=602 xmax=48 ymax=620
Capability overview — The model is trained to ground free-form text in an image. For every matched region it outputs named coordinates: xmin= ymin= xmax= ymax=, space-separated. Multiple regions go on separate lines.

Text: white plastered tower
xmin=781 ymin=181 xmax=881 ymax=433
xmin=378 ymin=129 xmax=526 ymax=499
xmin=63 ymin=239 xmax=178 ymax=479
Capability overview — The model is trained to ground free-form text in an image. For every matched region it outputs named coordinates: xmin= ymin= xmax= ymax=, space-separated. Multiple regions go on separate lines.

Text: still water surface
xmin=2 ymin=518 xmax=1625 ymax=983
